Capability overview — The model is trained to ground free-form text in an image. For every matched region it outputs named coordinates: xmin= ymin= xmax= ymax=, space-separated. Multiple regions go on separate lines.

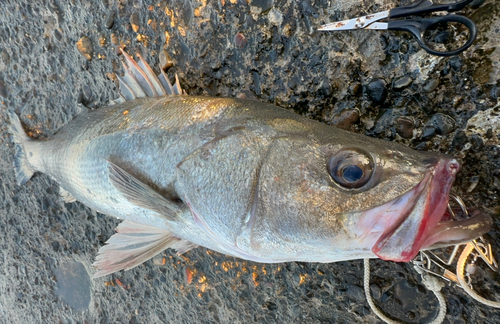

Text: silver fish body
xmin=9 ymin=53 xmax=492 ymax=277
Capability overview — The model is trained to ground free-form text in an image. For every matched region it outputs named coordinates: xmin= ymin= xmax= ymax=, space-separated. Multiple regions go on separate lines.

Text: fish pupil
xmin=342 ymin=165 xmax=363 ymax=183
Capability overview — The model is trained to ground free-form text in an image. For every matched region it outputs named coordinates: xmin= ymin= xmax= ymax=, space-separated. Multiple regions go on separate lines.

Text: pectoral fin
xmin=107 ymin=160 xmax=183 ymax=222
xmin=93 ymin=220 xmax=196 ymax=278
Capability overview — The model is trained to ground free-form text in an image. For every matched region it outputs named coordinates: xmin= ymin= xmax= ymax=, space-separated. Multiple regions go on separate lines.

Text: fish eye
xmin=327 ymin=149 xmax=374 ymax=189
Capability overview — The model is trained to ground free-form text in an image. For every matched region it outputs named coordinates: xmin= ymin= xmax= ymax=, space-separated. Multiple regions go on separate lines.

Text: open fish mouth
xmin=359 ymin=158 xmax=492 ymax=262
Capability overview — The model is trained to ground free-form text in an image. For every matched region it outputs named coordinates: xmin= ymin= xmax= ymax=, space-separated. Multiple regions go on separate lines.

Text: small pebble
xmin=490 ymin=87 xmax=500 ymax=100
xmin=373 ymin=109 xmax=400 ymax=135
xmin=395 ymin=116 xmax=415 ymax=139
xmin=282 ymin=22 xmax=294 ymax=38
xmin=234 ymin=33 xmax=247 ymax=48
xmin=165 ymin=31 xmax=171 ymax=45
xmin=76 ymin=36 xmax=93 ymax=60
xmin=81 ymin=85 xmax=92 ymax=103
xmin=0 ymin=78 xmax=7 ymax=98
xmin=149 ymin=19 xmax=157 ymax=31
xmin=486 ymin=128 xmax=493 ymax=139
xmin=130 ymin=13 xmax=140 ymax=33
xmin=0 ymin=50 xmax=10 ymax=66
xmin=467 ymin=176 xmax=480 ymax=193
xmin=453 ymin=96 xmax=464 ymax=107
xmin=393 ymin=75 xmax=412 ymax=90
xmin=469 ymin=134 xmax=484 ymax=151
xmin=423 ymin=78 xmax=440 ymax=92
xmin=449 ymin=57 xmax=464 ymax=71
xmin=252 ymin=0 xmax=274 ymax=12
xmin=415 ymin=141 xmax=429 ymax=151
xmin=159 ymin=50 xmax=173 ymax=70
xmin=399 ymin=43 xmax=408 ymax=54
xmin=427 ymin=113 xmax=455 ymax=135
xmin=451 ymin=131 xmax=468 ymax=150
xmin=493 ymin=177 xmax=500 ymax=189
xmin=115 ymin=44 xmax=125 ymax=55
xmin=347 ymin=284 xmax=365 ymax=302
xmin=331 ymin=108 xmax=360 ymax=131
xmin=106 ymin=11 xmax=116 ymax=29
xmin=421 ymin=125 xmax=436 ymax=140
xmin=350 ymin=83 xmax=362 ymax=96
xmin=365 ymin=78 xmax=387 ymax=104
xmin=370 ymin=284 xmax=382 ymax=300
xmin=111 ymin=33 xmax=119 ymax=45
xmin=268 ymin=8 xmax=283 ymax=26
xmin=152 ymin=256 xmax=164 ymax=265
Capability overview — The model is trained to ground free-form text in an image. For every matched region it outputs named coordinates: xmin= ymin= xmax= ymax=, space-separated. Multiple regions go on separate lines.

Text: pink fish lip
xmin=367 ymin=157 xmax=491 ymax=262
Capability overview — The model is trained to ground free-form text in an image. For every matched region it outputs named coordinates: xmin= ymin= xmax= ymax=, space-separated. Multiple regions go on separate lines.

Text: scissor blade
xmin=318 ymin=10 xmax=389 ymax=31
xmin=364 ymin=22 xmax=388 ymax=30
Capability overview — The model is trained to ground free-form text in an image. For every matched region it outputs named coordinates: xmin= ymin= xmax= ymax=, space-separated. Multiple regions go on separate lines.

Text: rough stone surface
xmin=0 ymin=0 xmax=499 ymax=323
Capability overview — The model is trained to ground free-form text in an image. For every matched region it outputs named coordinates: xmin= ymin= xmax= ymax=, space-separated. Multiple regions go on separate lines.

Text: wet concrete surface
xmin=0 ymin=0 xmax=499 ymax=323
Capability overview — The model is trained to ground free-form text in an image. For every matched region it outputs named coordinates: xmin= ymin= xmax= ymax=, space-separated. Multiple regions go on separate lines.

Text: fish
xmin=7 ymin=50 xmax=492 ymax=278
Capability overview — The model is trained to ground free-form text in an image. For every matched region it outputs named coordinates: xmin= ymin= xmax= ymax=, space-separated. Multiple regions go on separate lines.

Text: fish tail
xmin=8 ymin=111 xmax=35 ymax=185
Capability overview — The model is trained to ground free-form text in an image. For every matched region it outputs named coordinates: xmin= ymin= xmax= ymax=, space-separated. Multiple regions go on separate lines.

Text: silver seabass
xmin=8 ymin=51 xmax=492 ymax=277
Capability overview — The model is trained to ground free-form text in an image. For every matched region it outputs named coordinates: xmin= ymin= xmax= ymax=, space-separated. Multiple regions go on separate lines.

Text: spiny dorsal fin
xmin=121 ymin=50 xmax=157 ymax=97
xmin=111 ymin=49 xmax=184 ymax=104
xmin=159 ymin=68 xmax=175 ymax=95
xmin=93 ymin=220 xmax=193 ymax=278
xmin=119 ymin=60 xmax=146 ymax=99
xmin=107 ymin=160 xmax=183 ymax=222
xmin=136 ymin=52 xmax=165 ymax=96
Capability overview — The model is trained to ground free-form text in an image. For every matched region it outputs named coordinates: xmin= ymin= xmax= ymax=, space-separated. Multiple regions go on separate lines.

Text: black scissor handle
xmin=389 ymin=0 xmax=476 ymax=19
xmin=387 ymin=15 xmax=477 ymax=56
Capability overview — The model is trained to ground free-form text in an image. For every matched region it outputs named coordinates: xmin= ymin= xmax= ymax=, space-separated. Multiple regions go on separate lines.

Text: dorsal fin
xmin=119 ymin=60 xmax=146 ymax=99
xmin=136 ymin=53 xmax=165 ymax=96
xmin=110 ymin=49 xmax=184 ymax=104
xmin=159 ymin=69 xmax=175 ymax=95
xmin=121 ymin=50 xmax=157 ymax=97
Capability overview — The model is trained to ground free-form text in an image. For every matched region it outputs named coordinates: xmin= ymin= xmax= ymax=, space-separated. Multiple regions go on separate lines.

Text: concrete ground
xmin=0 ymin=0 xmax=499 ymax=323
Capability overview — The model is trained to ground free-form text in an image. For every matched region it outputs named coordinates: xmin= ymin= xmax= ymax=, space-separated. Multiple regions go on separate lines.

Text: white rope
xmin=364 ymin=258 xmax=446 ymax=324
xmin=457 ymin=243 xmax=500 ymax=308
xmin=364 ymin=259 xmax=401 ymax=324
xmin=417 ymin=268 xmax=447 ymax=324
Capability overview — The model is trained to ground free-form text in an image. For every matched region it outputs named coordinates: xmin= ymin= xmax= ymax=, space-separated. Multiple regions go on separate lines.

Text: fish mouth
xmin=361 ymin=157 xmax=492 ymax=262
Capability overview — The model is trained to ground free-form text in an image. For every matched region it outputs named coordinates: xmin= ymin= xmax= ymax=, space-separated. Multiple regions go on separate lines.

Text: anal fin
xmin=93 ymin=220 xmax=194 ymax=278
xmin=59 ymin=187 xmax=77 ymax=203
xmin=171 ymin=240 xmax=198 ymax=255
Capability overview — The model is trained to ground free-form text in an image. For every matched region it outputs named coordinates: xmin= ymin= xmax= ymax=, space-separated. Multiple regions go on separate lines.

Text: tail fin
xmin=8 ymin=112 xmax=35 ymax=185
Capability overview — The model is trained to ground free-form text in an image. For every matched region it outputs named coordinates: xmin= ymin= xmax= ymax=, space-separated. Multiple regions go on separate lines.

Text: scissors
xmin=318 ymin=0 xmax=478 ymax=57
